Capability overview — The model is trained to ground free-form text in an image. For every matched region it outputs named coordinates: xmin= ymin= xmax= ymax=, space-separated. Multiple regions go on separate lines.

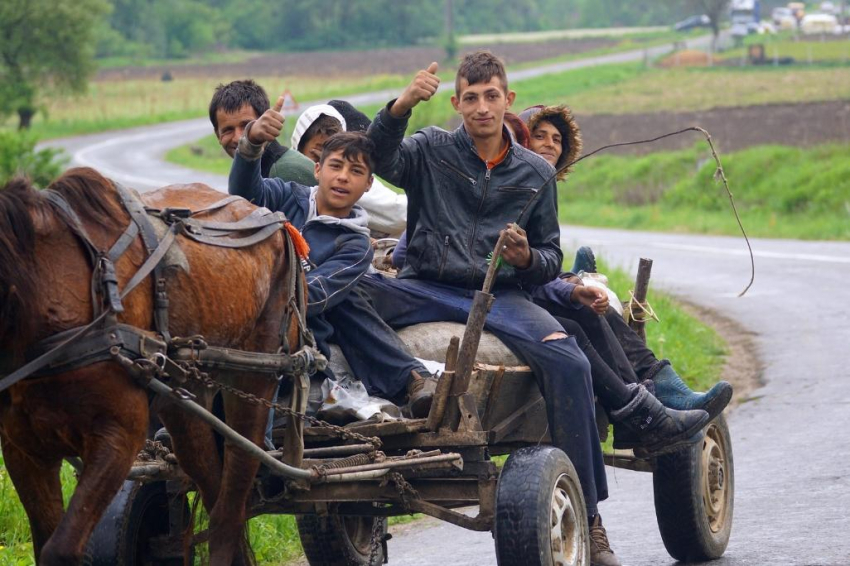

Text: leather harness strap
xmin=114 ymin=183 xmax=172 ymax=341
xmin=0 ymin=184 xmax=304 ymax=393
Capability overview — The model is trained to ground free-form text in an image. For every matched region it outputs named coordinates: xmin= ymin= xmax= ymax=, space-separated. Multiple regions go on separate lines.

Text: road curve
xmin=385 ymin=226 xmax=850 ymax=566
xmin=41 ymin=37 xmax=709 ymax=193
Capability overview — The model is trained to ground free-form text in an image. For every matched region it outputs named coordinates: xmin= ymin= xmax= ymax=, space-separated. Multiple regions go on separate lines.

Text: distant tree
xmin=0 ymin=132 xmax=65 ymax=187
xmin=0 ymin=0 xmax=109 ymax=130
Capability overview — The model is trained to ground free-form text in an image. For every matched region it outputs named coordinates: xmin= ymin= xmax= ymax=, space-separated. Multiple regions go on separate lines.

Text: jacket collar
xmin=457 ymin=123 xmax=515 ymax=165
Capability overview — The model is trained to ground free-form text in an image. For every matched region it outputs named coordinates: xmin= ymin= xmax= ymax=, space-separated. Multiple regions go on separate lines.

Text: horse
xmin=0 ymin=167 xmax=303 ymax=565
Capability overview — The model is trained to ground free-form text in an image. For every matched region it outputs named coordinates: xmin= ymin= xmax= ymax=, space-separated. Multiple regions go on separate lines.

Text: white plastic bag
xmin=318 ymin=375 xmax=402 ymax=423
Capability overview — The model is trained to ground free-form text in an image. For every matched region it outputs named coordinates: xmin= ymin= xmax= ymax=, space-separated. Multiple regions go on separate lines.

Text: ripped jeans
xmin=359 ymin=274 xmax=608 ymax=515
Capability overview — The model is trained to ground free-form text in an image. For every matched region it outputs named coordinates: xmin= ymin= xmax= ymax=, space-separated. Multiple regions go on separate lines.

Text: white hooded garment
xmin=291 ymin=104 xmax=408 ymax=238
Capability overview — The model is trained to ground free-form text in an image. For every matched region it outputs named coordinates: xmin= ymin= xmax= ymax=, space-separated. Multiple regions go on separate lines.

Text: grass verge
xmin=560 ymin=143 xmax=850 ymax=240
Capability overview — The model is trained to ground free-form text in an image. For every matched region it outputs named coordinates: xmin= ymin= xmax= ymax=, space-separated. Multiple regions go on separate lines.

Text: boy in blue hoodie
xmin=228 ymin=102 xmax=436 ymax=418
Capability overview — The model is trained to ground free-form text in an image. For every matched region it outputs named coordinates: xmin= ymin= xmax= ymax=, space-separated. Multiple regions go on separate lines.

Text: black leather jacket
xmin=368 ymin=101 xmax=563 ymax=290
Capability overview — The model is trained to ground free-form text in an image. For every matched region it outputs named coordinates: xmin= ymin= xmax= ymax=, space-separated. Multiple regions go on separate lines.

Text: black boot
xmin=611 ymin=383 xmax=709 ymax=456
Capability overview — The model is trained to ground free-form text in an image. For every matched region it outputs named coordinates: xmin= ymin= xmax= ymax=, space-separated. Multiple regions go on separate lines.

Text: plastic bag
xmin=318 ymin=374 xmax=402 ymax=423
xmin=579 ymin=271 xmax=623 ymax=316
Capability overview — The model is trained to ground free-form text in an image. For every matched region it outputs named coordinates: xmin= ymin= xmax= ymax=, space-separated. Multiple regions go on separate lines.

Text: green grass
xmin=167 ymin=134 xmax=237 ymax=175
xmin=560 ymin=143 xmax=850 ymax=240
xmin=2 ymin=74 xmax=412 ymax=141
xmin=0 ymin=457 xmax=78 ymax=566
xmin=718 ymin=34 xmax=850 ymax=63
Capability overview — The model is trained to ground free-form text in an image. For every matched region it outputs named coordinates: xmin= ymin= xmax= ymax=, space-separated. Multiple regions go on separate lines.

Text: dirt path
xmin=678 ymin=299 xmax=764 ymax=406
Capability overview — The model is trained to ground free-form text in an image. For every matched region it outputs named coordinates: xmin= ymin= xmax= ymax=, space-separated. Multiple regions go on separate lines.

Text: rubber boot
xmin=571 ymin=245 xmax=597 ymax=274
xmin=650 ymin=363 xmax=733 ymax=422
xmin=407 ymin=370 xmax=436 ymax=418
xmin=611 ymin=383 xmax=709 ymax=455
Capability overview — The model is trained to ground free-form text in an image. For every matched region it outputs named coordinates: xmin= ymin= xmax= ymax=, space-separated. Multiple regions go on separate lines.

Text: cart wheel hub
xmin=550 ymin=474 xmax=581 ymax=565
xmin=701 ymin=424 xmax=729 ymax=533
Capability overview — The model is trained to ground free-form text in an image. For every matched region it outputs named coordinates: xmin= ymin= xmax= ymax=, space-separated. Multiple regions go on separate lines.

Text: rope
xmin=623 ymin=290 xmax=660 ymax=325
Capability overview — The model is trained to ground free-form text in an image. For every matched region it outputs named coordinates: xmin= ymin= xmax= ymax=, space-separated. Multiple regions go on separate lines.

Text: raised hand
xmin=390 ymin=62 xmax=440 ymax=117
xmin=247 ymin=93 xmax=286 ymax=145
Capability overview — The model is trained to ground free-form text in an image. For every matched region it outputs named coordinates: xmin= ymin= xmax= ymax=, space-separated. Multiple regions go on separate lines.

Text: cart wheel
xmin=85 ymin=480 xmax=191 ymax=566
xmin=653 ymin=414 xmax=734 ymax=561
xmin=495 ymin=446 xmax=589 ymax=566
xmin=296 ymin=514 xmax=387 ymax=566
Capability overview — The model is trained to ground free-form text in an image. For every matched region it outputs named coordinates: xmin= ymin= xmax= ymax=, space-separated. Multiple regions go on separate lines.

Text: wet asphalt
xmin=383 ymin=227 xmax=850 ymax=566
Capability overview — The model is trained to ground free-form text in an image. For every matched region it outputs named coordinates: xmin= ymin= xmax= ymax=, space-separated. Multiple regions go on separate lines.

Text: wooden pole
xmin=628 ymin=258 xmax=654 ymax=343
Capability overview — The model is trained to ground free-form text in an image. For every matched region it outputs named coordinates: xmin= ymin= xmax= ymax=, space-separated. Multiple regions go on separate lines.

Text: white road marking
xmin=573 ymin=238 xmax=850 ymax=265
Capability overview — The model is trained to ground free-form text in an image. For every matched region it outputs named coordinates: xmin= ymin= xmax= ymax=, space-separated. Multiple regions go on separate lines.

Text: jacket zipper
xmin=439 ymin=159 xmax=476 ymax=186
xmin=438 ymin=235 xmax=450 ymax=279
xmin=466 ymin=166 xmax=492 ymax=286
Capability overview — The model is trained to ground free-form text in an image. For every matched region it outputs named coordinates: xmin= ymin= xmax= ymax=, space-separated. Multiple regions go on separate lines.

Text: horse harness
xmin=0 ymin=183 xmax=323 ymax=395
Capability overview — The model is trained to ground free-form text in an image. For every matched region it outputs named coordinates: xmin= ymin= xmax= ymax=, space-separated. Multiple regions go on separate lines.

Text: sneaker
xmin=407 ymin=370 xmax=436 ymax=418
xmin=589 ymin=514 xmax=621 ymax=566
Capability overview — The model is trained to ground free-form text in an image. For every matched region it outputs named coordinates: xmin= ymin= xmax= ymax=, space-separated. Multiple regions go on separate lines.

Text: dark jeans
xmin=534 ymin=299 xmax=639 ymax=385
xmin=554 ymin=317 xmax=633 ymax=410
xmin=360 ymin=274 xmax=608 ymax=515
xmin=603 ymin=307 xmax=660 ymax=380
xmin=325 ymin=287 xmax=428 ymax=401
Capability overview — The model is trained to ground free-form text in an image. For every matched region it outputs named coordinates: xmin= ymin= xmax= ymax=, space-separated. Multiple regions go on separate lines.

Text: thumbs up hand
xmin=390 ymin=62 xmax=440 ymax=117
xmin=247 ymin=92 xmax=286 ymax=145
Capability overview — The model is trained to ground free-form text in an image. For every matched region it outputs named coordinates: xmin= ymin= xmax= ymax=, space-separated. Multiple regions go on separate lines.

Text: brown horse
xmin=0 ymin=167 xmax=300 ymax=565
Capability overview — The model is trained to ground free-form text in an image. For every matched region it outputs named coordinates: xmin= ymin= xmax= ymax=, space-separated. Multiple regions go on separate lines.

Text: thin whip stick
xmin=513 ymin=126 xmax=754 ymax=297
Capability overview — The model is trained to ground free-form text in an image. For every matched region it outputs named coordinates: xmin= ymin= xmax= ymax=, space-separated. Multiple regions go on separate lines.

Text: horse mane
xmin=47 ymin=167 xmax=128 ymax=232
xmin=0 ymin=177 xmax=41 ymax=346
xmin=0 ymin=168 xmax=128 ymax=349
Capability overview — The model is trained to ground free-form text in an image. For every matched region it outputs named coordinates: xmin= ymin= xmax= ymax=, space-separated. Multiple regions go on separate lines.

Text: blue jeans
xmin=326 ymin=287 xmax=428 ymax=401
xmin=360 ymin=274 xmax=608 ymax=515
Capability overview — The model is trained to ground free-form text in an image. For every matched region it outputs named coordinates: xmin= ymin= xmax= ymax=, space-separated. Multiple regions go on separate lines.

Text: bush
xmin=0 ymin=132 xmax=66 ymax=188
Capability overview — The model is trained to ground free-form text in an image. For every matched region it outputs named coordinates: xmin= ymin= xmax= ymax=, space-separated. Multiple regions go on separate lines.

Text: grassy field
xmin=560 ymin=143 xmax=850 ymax=240
xmin=0 ymin=254 xmax=726 ymax=564
xmin=717 ymin=34 xmax=850 ymax=63
xmin=1 ymin=74 xmax=412 ymax=141
xmin=374 ymin=62 xmax=850 ymax=136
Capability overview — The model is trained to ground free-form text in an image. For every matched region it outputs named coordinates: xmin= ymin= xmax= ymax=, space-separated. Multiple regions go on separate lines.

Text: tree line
xmin=2 ymin=0 xmax=695 ymax=132
xmin=98 ymin=0 xmax=693 ymax=59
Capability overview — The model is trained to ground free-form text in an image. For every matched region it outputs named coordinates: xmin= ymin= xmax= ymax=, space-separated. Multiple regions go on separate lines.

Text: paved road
xmin=41 ymin=36 xmax=710 ymax=193
xmin=385 ymin=227 xmax=850 ymax=566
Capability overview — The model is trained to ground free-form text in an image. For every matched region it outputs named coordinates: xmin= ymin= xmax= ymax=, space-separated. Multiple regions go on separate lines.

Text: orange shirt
xmin=481 ymin=133 xmax=510 ymax=170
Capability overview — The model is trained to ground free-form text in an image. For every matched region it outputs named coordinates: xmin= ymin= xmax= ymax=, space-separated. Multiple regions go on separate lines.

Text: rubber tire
xmin=296 ymin=514 xmax=387 ymax=566
xmin=653 ymin=413 xmax=734 ymax=561
xmin=494 ymin=446 xmax=590 ymax=566
xmin=85 ymin=480 xmax=191 ymax=566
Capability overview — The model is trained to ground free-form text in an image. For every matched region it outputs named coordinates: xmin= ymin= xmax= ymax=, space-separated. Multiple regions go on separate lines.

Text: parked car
xmin=674 ymin=14 xmax=711 ymax=31
xmin=801 ymin=13 xmax=839 ymax=34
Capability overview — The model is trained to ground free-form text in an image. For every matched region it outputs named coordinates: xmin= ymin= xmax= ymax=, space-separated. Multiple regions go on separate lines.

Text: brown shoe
xmin=589 ymin=514 xmax=621 ymax=566
xmin=407 ymin=370 xmax=436 ymax=418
